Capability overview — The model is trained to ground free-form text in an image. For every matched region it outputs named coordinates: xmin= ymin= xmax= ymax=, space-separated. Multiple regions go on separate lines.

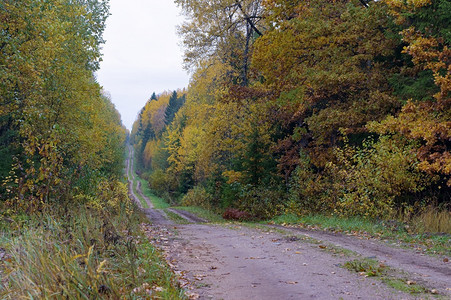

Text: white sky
xmin=96 ymin=0 xmax=189 ymax=130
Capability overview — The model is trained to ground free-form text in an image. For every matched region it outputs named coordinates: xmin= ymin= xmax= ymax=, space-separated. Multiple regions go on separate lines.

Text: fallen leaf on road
xmin=194 ymin=274 xmax=207 ymax=281
xmin=286 ymin=281 xmax=298 ymax=284
xmin=186 ymin=292 xmax=200 ymax=299
xmin=406 ymin=281 xmax=416 ymax=285
xmin=443 ymin=258 xmax=449 ymax=263
xmin=319 ymin=245 xmax=327 ymax=249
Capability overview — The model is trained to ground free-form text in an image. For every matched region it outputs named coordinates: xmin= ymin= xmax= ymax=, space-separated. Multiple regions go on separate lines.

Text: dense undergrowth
xmin=0 ymin=180 xmax=184 ymax=299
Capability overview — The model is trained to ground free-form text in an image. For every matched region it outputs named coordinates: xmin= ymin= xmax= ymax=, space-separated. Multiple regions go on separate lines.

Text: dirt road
xmin=143 ymin=223 xmax=449 ymax=300
xmin=126 ymin=146 xmax=450 ymax=299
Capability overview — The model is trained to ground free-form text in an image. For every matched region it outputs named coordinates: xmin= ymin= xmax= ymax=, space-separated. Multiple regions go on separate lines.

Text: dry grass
xmin=410 ymin=206 xmax=451 ymax=234
xmin=0 ymin=202 xmax=185 ymax=299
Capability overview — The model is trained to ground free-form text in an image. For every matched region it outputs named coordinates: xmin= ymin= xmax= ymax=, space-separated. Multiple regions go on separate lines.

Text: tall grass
xmin=0 ymin=184 xmax=184 ymax=299
xmin=272 ymin=214 xmax=385 ymax=234
xmin=270 ymin=209 xmax=451 ymax=256
xmin=409 ymin=206 xmax=451 ymax=234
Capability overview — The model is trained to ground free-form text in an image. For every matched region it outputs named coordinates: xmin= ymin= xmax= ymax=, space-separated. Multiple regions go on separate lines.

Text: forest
xmin=0 ymin=1 xmax=183 ymax=298
xmin=132 ymin=0 xmax=450 ymax=225
xmin=0 ymin=0 xmax=450 ymax=298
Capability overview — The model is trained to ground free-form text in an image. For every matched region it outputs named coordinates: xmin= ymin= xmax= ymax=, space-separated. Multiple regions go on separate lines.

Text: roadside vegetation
xmin=343 ymin=258 xmax=434 ymax=296
xmin=0 ymin=183 xmax=184 ymax=299
xmin=138 ymin=176 xmax=170 ymax=210
xmin=130 ymin=0 xmax=450 ymax=243
xmin=271 ymin=213 xmax=451 ymax=257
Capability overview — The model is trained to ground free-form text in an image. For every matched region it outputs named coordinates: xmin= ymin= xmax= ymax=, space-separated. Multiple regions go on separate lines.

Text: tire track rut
xmin=126 ymin=145 xmax=204 ymax=225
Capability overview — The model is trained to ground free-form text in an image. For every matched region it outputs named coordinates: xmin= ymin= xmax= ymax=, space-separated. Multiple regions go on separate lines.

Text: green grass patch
xmin=137 ymin=177 xmax=170 ymax=209
xmin=343 ymin=258 xmax=433 ymax=296
xmin=384 ymin=278 xmax=430 ymax=295
xmin=172 ymin=206 xmax=225 ymax=223
xmin=344 ymin=258 xmax=387 ymax=277
xmin=164 ymin=210 xmax=190 ymax=224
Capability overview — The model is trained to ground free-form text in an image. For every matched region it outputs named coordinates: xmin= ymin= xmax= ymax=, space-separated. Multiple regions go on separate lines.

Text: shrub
xmin=222 ymin=208 xmax=252 ymax=221
xmin=181 ymin=186 xmax=214 ymax=210
xmin=148 ymin=169 xmax=170 ymax=197
xmin=328 ymin=136 xmax=428 ymax=218
xmin=288 ymin=150 xmax=335 ymax=215
xmin=235 ymin=184 xmax=285 ymax=219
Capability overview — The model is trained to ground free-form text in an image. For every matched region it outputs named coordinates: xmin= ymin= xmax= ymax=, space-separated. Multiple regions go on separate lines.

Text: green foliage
xmin=165 ymin=91 xmax=185 ymax=125
xmin=399 ymin=0 xmax=451 ymax=43
xmin=235 ymin=184 xmax=286 ymax=219
xmin=239 ymin=128 xmax=278 ymax=186
xmin=181 ymin=186 xmax=214 ymax=211
xmin=389 ymin=70 xmax=438 ymax=102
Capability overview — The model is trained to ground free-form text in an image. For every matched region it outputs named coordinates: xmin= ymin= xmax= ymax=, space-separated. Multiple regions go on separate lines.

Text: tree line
xmin=132 ymin=0 xmax=450 ymax=219
xmin=0 ymin=0 xmax=126 ymax=212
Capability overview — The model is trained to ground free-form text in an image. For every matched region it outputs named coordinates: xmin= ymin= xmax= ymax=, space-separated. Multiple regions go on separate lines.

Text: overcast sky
xmin=96 ymin=0 xmax=189 ymax=130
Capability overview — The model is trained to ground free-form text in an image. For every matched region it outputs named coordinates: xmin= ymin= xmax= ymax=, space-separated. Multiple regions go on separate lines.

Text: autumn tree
xmin=252 ymin=0 xmax=401 ymax=175
xmin=1 ymin=0 xmax=126 ymax=211
xmin=176 ymin=0 xmax=264 ymax=85
xmin=368 ymin=0 xmax=450 ymax=200
xmin=134 ymin=0 xmax=449 ymax=218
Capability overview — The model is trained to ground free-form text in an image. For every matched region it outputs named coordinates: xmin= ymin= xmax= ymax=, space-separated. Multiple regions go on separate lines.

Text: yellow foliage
xmin=1 ymin=0 xmax=125 ymax=209
xmin=141 ymin=92 xmax=171 ymax=136
xmin=223 ymin=170 xmax=243 ymax=184
xmin=368 ymin=4 xmax=451 ymax=186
